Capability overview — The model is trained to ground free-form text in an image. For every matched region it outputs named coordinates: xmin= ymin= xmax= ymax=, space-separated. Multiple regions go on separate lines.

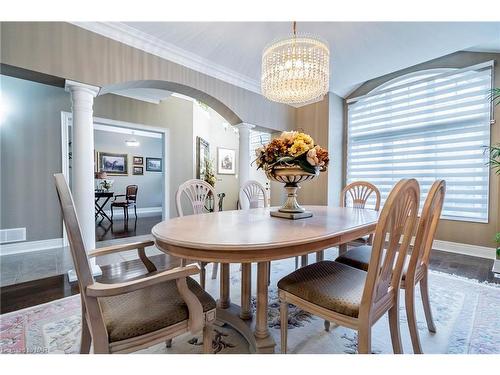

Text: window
xmin=250 ymin=130 xmax=271 ymax=158
xmin=346 ymin=62 xmax=493 ymax=222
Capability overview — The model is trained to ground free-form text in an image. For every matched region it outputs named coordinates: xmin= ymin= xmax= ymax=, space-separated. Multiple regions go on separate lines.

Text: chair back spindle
xmin=408 ymin=180 xmax=446 ymax=277
xmin=341 ymin=181 xmax=381 ymax=211
xmin=176 ymin=179 xmax=216 ymax=217
xmin=361 ymin=179 xmax=420 ymax=311
xmin=239 ymin=180 xmax=268 ymax=209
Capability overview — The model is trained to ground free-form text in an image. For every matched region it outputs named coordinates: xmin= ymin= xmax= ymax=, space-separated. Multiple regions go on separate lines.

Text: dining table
xmin=152 ymin=205 xmax=379 ymax=353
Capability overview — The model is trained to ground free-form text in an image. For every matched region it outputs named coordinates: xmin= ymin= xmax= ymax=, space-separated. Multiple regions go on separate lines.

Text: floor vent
xmin=0 ymin=228 xmax=26 ymax=244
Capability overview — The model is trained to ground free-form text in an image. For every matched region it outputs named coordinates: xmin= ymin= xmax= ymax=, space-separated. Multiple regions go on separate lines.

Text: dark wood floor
xmin=1 ymin=247 xmax=497 ymax=315
xmin=95 ymin=215 xmax=162 ymax=242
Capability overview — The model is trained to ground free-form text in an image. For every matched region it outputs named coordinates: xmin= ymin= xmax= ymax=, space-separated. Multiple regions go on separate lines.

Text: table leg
xmin=240 ymin=263 xmax=252 ymax=320
xmin=255 ymin=262 xmax=269 ymax=339
xmin=316 ymin=251 xmax=324 ymax=262
xmin=218 ymin=263 xmax=230 ymax=309
xmin=301 ymin=255 xmax=308 ymax=267
xmin=338 ymin=243 xmax=348 ymax=256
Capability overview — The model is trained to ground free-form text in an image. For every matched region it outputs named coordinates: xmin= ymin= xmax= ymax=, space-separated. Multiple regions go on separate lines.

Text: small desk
xmin=95 ymin=191 xmax=114 ymax=223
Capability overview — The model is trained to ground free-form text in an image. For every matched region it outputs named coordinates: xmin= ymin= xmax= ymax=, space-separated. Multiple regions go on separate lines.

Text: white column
xmin=65 ymin=80 xmax=101 ymax=280
xmin=235 ymin=123 xmax=255 ymax=187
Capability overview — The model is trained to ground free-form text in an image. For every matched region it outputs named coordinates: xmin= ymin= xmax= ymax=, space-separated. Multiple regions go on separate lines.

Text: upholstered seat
xmin=100 ymin=277 xmax=216 ymax=342
xmin=335 ymin=245 xmax=411 ymax=280
xmin=277 ymin=261 xmax=367 ymax=318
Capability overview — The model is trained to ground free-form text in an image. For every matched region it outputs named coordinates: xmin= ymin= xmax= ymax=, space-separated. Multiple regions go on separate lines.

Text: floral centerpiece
xmin=255 ymin=131 xmax=329 ymax=219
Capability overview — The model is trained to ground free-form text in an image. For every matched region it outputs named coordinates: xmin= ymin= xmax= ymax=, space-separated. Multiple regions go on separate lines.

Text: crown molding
xmin=70 ymin=22 xmax=262 ymax=96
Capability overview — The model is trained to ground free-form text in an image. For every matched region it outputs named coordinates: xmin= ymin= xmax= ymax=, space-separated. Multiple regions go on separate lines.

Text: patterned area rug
xmin=1 ymin=254 xmax=499 ymax=354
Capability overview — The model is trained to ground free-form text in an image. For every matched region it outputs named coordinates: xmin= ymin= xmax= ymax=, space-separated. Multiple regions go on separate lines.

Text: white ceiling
xmin=78 ymin=22 xmax=500 ymax=99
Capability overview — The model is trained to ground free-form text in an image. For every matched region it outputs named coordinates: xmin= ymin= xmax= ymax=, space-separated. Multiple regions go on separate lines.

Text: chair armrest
xmin=88 ymin=240 xmax=155 ymax=258
xmin=86 ymin=263 xmax=200 ymax=297
xmin=112 ymin=194 xmax=126 ymax=202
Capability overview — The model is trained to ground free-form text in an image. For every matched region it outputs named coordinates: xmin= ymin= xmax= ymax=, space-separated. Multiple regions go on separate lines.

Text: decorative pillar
xmin=65 ymin=80 xmax=101 ymax=280
xmin=235 ymin=123 xmax=255 ymax=187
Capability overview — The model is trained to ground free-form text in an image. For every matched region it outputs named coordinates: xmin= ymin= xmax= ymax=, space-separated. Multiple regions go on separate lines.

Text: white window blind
xmin=347 ymin=62 xmax=492 ymax=222
xmin=250 ymin=130 xmax=271 ymax=157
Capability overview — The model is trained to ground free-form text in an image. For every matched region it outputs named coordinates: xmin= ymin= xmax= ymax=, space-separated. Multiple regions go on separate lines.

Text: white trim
xmin=385 ymin=232 xmax=496 ymax=260
xmin=93 ymin=123 xmax=162 ymax=138
xmin=432 ymin=239 xmax=496 ymax=260
xmin=102 ymin=206 xmax=162 ymax=218
xmin=0 ymin=238 xmax=64 ymax=256
xmin=71 ymin=22 xmax=261 ymax=96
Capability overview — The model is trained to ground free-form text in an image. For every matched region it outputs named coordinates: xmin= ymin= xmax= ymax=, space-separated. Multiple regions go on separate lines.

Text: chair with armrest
xmin=111 ymin=185 xmax=138 ymax=221
xmin=54 ymin=173 xmax=216 ymax=354
xmin=336 ymin=179 xmax=446 ymax=353
xmin=278 ymin=179 xmax=419 ymax=354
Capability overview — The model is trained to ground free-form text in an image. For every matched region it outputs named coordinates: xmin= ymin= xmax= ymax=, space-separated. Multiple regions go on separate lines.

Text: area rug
xmin=1 ymin=255 xmax=499 ymax=354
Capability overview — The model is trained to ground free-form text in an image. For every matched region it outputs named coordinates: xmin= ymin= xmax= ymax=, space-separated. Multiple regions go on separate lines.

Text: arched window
xmin=346 ymin=62 xmax=493 ymax=222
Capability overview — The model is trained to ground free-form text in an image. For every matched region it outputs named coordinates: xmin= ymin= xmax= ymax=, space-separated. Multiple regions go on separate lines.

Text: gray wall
xmin=93 ymin=129 xmax=163 ymax=210
xmin=0 ymin=74 xmax=70 ymax=241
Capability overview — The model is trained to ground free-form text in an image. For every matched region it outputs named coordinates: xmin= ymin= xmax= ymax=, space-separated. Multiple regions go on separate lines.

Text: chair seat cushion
xmin=99 ymin=276 xmax=216 ymax=343
xmin=277 ymin=261 xmax=367 ymax=318
xmin=336 ymin=245 xmax=410 ymax=279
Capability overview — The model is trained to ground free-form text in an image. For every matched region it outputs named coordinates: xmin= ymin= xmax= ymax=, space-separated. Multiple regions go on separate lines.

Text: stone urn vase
xmin=266 ymin=165 xmax=319 ymax=219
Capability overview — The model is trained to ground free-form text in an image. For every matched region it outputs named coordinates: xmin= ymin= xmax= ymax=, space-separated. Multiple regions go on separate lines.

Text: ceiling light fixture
xmin=125 ymin=131 xmax=140 ymax=147
xmin=261 ymin=21 xmax=330 ymax=105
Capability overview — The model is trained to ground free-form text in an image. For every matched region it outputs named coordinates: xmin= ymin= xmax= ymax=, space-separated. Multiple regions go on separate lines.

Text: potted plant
xmin=255 ymin=131 xmax=329 ymax=219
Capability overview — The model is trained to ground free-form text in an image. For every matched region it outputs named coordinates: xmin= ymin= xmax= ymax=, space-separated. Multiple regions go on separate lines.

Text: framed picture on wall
xmin=133 ymin=166 xmax=144 ymax=175
xmin=133 ymin=156 xmax=144 ymax=165
xmin=146 ymin=157 xmax=163 ymax=172
xmin=196 ymin=136 xmax=210 ymax=179
xmin=98 ymin=152 xmax=128 ymax=176
xmin=217 ymin=147 xmax=236 ymax=175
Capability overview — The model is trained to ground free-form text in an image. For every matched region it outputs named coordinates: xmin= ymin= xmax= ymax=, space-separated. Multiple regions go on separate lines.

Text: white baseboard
xmin=0 ymin=238 xmax=64 ymax=256
xmin=432 ymin=239 xmax=495 ymax=260
xmin=102 ymin=206 xmax=162 ymax=218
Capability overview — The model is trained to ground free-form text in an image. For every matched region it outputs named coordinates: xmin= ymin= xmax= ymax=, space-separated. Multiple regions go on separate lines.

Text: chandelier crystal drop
xmin=261 ymin=22 xmax=330 ymax=105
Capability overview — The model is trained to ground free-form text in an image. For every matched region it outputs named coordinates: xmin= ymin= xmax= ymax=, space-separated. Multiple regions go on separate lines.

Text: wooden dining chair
xmin=278 ymin=179 xmax=419 ymax=354
xmin=338 ymin=181 xmax=381 ymax=256
xmin=336 ymin=180 xmax=446 ymax=353
xmin=54 ymin=173 xmax=216 ymax=354
xmin=237 ymin=180 xmax=270 ymax=319
xmin=176 ymin=179 xmax=220 ymax=288
xmin=111 ymin=185 xmax=138 ymax=221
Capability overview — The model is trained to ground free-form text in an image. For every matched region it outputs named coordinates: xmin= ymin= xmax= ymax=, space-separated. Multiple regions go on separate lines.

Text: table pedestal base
xmin=216 ymin=304 xmax=276 ymax=354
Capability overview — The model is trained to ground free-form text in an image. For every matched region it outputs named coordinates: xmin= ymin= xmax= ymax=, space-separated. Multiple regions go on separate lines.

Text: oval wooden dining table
xmin=152 ymin=205 xmax=379 ymax=353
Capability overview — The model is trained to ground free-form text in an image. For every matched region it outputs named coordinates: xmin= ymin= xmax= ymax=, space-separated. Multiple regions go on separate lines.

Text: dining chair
xmin=111 ymin=185 xmax=138 ymax=221
xmin=176 ymin=179 xmax=220 ymax=288
xmin=338 ymin=181 xmax=381 ymax=256
xmin=336 ymin=180 xmax=446 ymax=353
xmin=238 ymin=180 xmax=270 ymax=319
xmin=54 ymin=173 xmax=216 ymax=354
xmin=278 ymin=179 xmax=420 ymax=354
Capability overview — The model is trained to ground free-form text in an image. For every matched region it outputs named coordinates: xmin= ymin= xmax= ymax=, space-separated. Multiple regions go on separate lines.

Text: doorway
xmin=60 ymin=112 xmax=169 ymax=244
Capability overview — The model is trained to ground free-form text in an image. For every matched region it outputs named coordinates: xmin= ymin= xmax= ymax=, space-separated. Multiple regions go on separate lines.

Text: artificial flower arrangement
xmin=203 ymin=159 xmax=217 ymax=188
xmin=255 ymin=131 xmax=329 ymax=174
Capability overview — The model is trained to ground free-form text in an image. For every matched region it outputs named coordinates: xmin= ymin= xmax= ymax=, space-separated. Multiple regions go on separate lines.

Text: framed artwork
xmin=146 ymin=157 xmax=163 ymax=172
xmin=217 ymin=147 xmax=236 ymax=175
xmin=133 ymin=166 xmax=144 ymax=175
xmin=133 ymin=156 xmax=144 ymax=165
xmin=196 ymin=136 xmax=210 ymax=179
xmin=98 ymin=152 xmax=128 ymax=176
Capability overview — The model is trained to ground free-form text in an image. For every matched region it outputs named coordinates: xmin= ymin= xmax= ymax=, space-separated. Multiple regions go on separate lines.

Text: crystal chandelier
xmin=261 ymin=22 xmax=330 ymax=105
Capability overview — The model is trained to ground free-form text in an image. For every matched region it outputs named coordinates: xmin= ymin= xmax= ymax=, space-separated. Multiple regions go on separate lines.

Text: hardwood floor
xmin=96 ymin=215 xmax=162 ymax=242
xmin=1 ymin=246 xmax=497 ymax=315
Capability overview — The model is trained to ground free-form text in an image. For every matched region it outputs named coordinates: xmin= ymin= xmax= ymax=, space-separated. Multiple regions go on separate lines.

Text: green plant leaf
xmin=297 ymin=159 xmax=317 ymax=174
